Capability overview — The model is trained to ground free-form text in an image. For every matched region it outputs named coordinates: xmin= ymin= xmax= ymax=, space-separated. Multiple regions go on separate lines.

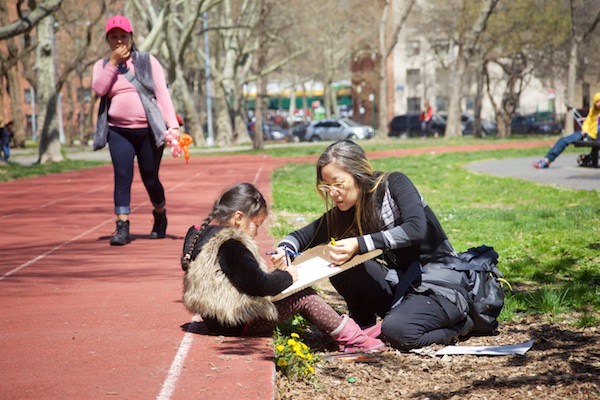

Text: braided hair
xmin=180 ymin=182 xmax=268 ymax=270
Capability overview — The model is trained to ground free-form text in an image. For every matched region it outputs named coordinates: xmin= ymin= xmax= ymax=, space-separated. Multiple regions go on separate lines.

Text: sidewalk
xmin=2 ymin=139 xmax=596 ymax=400
xmin=465 ymin=152 xmax=599 ymax=192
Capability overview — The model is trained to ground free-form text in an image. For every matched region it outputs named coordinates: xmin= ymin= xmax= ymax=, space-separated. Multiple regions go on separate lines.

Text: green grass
xmin=270 ymin=144 xmax=600 ymax=328
xmin=0 ymin=159 xmax=108 ymax=182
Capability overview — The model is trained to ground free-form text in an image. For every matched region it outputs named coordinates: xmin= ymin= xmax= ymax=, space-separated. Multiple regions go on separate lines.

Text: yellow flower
xmin=287 ymin=339 xmax=297 ymax=346
xmin=276 ymin=345 xmax=285 ymax=352
xmin=277 ymin=359 xmax=288 ymax=367
xmin=307 ymin=365 xmax=315 ymax=374
xmin=291 ymin=332 xmax=300 ymax=338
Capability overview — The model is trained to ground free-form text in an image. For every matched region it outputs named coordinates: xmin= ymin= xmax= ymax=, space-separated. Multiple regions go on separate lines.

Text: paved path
xmin=2 ymin=139 xmax=597 ymax=400
xmin=465 ymin=153 xmax=599 ymax=192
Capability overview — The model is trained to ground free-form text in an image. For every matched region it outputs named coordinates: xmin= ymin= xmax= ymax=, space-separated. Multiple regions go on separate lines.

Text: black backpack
xmin=453 ymin=245 xmax=509 ymax=336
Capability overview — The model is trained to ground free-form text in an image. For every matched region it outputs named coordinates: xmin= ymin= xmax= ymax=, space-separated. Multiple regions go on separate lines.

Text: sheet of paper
xmin=435 ymin=340 xmax=534 ymax=356
xmin=274 ymin=257 xmax=338 ymax=299
xmin=270 ymin=245 xmax=382 ymax=301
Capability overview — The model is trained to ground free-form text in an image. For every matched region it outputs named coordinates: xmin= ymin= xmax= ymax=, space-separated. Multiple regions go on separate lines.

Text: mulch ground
xmin=276 ymin=282 xmax=600 ymax=400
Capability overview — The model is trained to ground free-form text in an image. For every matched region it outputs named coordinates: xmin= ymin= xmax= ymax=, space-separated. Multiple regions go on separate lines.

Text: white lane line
xmin=0 ymin=218 xmax=114 ymax=281
xmin=156 ymin=315 xmax=201 ymax=400
xmin=253 ymin=154 xmax=269 ymax=184
xmin=0 ymin=184 xmax=112 ymax=222
xmin=156 ymin=332 xmax=194 ymax=400
xmin=0 ymin=168 xmax=207 ymax=280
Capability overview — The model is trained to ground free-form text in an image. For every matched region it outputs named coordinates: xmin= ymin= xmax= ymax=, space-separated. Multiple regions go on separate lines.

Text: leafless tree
xmin=0 ymin=0 xmax=64 ymax=148
xmin=378 ymin=0 xmax=416 ymax=131
xmin=445 ymin=0 xmax=500 ymax=138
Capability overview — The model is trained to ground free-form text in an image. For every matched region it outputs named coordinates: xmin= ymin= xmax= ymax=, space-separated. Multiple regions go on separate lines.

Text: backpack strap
xmin=120 ymin=65 xmax=155 ymax=100
xmin=444 ymin=262 xmax=503 ymax=277
xmin=390 ymin=261 xmax=422 ymax=309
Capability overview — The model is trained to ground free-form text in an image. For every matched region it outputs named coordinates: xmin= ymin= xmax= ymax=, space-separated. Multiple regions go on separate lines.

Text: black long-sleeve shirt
xmin=279 ymin=172 xmax=455 ymax=271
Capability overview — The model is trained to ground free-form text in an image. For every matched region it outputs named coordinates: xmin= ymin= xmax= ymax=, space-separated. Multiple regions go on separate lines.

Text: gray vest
xmin=93 ymin=52 xmax=164 ymax=150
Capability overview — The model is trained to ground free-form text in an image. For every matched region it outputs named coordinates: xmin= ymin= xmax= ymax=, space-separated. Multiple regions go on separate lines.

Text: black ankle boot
xmin=110 ymin=220 xmax=131 ymax=246
xmin=151 ymin=209 xmax=167 ymax=239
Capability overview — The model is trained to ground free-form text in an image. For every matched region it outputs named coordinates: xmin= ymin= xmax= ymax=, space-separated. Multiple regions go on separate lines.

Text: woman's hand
xmin=109 ymin=44 xmax=130 ymax=66
xmin=328 ymin=237 xmax=359 ymax=265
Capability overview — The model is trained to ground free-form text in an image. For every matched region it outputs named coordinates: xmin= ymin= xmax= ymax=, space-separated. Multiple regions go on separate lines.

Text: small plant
xmin=273 ymin=329 xmax=318 ymax=380
xmin=575 ymin=314 xmax=600 ymax=329
xmin=525 ymin=288 xmax=571 ymax=319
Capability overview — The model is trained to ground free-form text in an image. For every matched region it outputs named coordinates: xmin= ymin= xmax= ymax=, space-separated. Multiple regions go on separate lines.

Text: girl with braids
xmin=181 ymin=182 xmax=384 ymax=353
xmin=276 ymin=140 xmax=473 ymax=351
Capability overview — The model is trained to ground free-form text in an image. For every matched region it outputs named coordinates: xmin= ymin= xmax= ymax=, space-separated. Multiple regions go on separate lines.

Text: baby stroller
xmin=565 ymin=103 xmax=596 ymax=167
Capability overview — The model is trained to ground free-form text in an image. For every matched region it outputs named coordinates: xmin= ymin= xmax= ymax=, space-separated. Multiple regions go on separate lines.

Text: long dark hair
xmin=180 ymin=182 xmax=268 ymax=270
xmin=316 ymin=140 xmax=387 ymax=238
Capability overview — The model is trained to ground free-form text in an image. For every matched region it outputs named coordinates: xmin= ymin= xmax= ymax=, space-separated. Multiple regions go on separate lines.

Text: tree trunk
xmin=473 ymin=54 xmax=484 ymax=138
xmin=378 ymin=0 xmax=389 ymax=133
xmin=174 ymin=66 xmax=206 ymax=146
xmin=6 ymin=64 xmax=26 ymax=147
xmin=565 ymin=37 xmax=579 ymax=135
xmin=36 ymin=15 xmax=63 ymax=164
xmin=445 ymin=47 xmax=465 ymax=138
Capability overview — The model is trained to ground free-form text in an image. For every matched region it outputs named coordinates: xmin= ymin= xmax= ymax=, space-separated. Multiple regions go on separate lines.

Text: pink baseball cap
xmin=105 ymin=15 xmax=133 ymax=34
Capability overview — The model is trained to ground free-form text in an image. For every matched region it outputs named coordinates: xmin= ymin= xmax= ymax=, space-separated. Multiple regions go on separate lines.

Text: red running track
xmin=0 ymin=141 xmax=551 ymax=399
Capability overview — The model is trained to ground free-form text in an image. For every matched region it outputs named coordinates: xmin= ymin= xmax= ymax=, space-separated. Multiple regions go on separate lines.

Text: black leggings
xmin=108 ymin=127 xmax=165 ymax=215
xmin=330 ymin=259 xmax=466 ymax=350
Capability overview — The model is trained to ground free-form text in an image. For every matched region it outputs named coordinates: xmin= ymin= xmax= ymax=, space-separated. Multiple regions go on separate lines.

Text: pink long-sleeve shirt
xmin=92 ymin=55 xmax=179 ymax=130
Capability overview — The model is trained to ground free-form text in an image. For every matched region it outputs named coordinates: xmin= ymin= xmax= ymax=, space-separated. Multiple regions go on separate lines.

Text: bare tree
xmin=0 ymin=0 xmax=64 ymax=147
xmin=378 ymin=0 xmax=416 ymax=131
xmin=445 ymin=0 xmax=500 ymax=138
xmin=0 ymin=0 xmax=63 ymax=40
xmin=36 ymin=14 xmax=63 ymax=163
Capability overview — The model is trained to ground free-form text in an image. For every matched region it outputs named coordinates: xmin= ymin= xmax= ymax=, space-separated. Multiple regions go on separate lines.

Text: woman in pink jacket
xmin=92 ymin=15 xmax=180 ymax=246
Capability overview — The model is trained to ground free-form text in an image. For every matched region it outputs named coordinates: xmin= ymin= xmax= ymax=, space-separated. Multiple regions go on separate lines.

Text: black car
xmin=511 ymin=114 xmax=562 ymax=135
xmin=247 ymin=121 xmax=299 ymax=142
xmin=388 ymin=113 xmax=445 ymax=138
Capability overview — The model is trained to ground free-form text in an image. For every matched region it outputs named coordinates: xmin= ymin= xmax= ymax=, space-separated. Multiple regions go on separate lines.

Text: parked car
xmin=511 ymin=114 xmax=563 ymax=135
xmin=248 ymin=121 xmax=299 ymax=142
xmin=304 ymin=118 xmax=375 ymax=142
xmin=388 ymin=113 xmax=446 ymax=138
xmin=290 ymin=123 xmax=310 ymax=142
xmin=436 ymin=113 xmax=497 ymax=136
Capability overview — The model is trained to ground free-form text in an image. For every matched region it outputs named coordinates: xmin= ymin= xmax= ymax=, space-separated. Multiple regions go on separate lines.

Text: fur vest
xmin=182 ymin=227 xmax=278 ymax=326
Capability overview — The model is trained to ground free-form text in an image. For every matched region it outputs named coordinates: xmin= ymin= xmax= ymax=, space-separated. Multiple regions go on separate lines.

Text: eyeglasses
xmin=318 ymin=181 xmax=349 ymax=194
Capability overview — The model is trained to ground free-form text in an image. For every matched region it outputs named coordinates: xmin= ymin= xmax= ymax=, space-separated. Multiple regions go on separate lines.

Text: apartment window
xmin=407 ymin=97 xmax=421 ymax=113
xmin=465 ymin=96 xmax=474 ymax=111
xmin=435 ymin=97 xmax=448 ymax=112
xmin=406 ymin=40 xmax=420 ymax=56
xmin=24 ymin=88 xmax=35 ymax=103
xmin=406 ymin=69 xmax=421 ymax=86
xmin=432 ymin=39 xmax=449 ymax=55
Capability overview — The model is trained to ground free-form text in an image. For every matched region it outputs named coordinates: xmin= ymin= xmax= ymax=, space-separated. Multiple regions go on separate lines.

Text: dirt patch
xmin=275 ymin=282 xmax=600 ymax=399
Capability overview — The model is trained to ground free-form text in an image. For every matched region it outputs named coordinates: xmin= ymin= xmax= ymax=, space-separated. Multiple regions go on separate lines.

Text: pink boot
xmin=330 ymin=316 xmax=385 ymax=353
xmin=362 ymin=322 xmax=382 ymax=339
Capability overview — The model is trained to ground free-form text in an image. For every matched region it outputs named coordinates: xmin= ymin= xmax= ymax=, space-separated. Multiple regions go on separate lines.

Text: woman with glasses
xmin=181 ymin=182 xmax=384 ymax=353
xmin=276 ymin=140 xmax=472 ymax=351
